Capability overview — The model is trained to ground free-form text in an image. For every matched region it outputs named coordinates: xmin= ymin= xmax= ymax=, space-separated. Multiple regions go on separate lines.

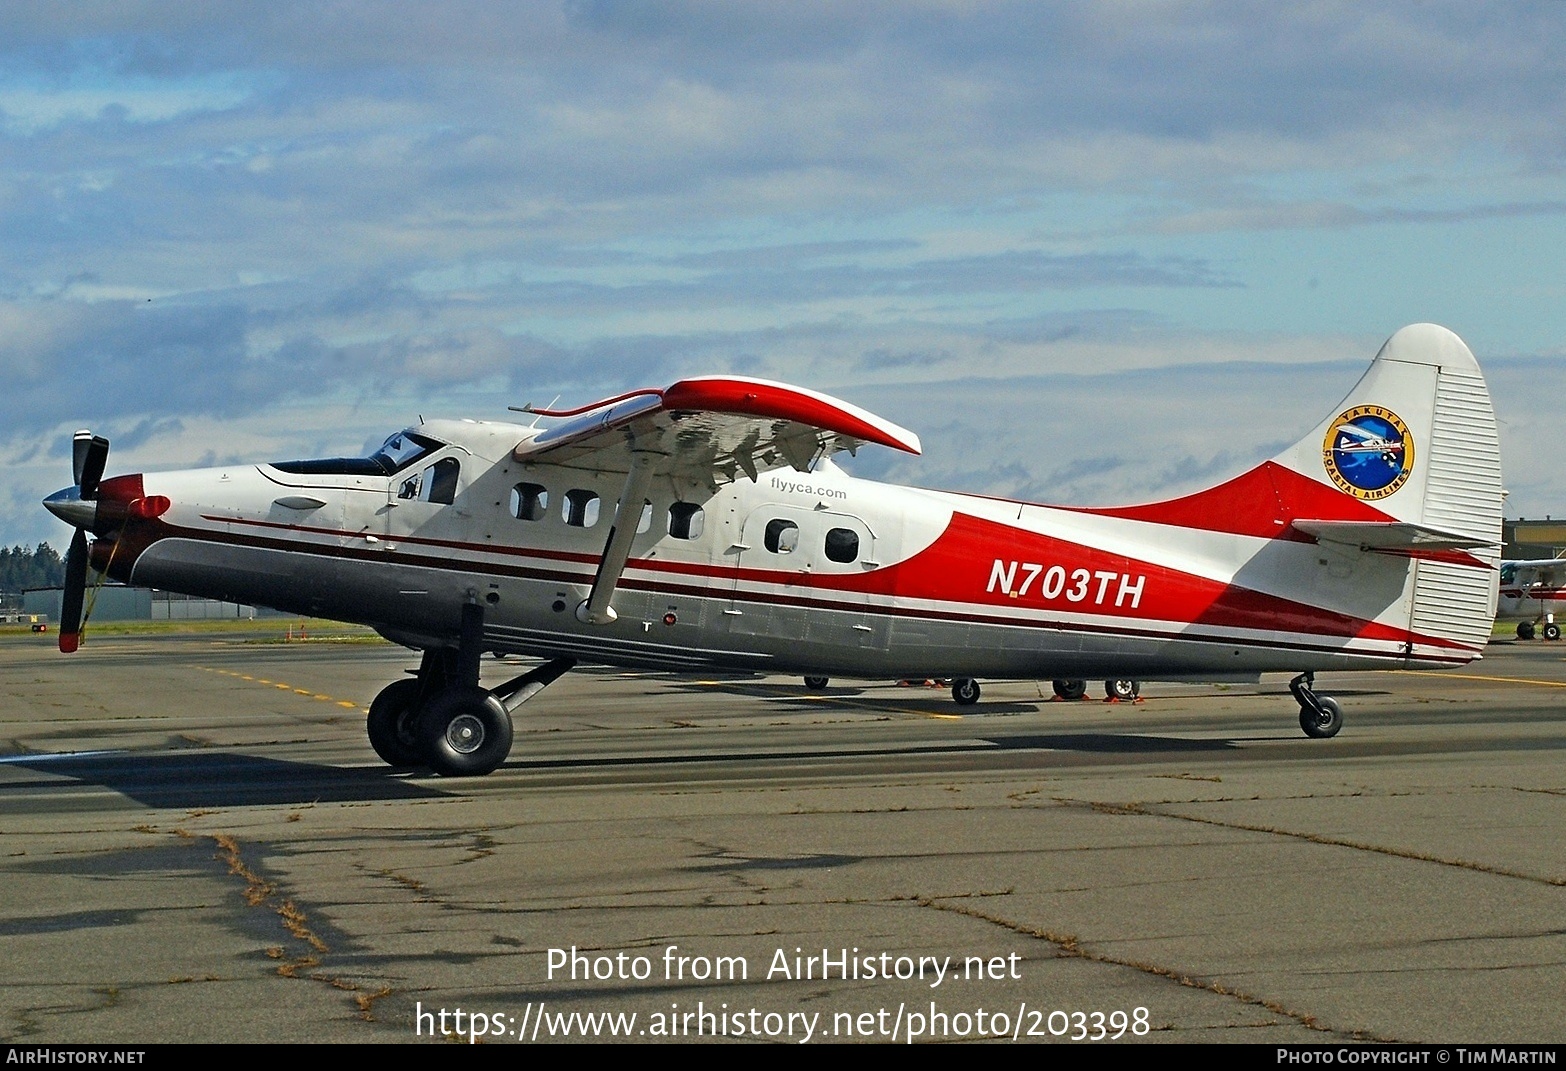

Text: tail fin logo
xmin=1321 ymin=406 xmax=1414 ymax=500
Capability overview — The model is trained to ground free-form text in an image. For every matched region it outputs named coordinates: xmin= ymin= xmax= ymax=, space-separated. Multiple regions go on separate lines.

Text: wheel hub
xmin=445 ymin=713 xmax=487 ymax=754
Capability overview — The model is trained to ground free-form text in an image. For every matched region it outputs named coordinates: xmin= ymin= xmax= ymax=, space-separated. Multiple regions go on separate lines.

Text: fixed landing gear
xmin=366 ymin=678 xmax=426 ymax=766
xmin=364 ymin=604 xmax=575 ymax=776
xmin=1105 ymin=679 xmax=1141 ymax=701
xmin=1517 ymin=621 xmax=1535 ymax=640
xmin=1051 ymin=679 xmax=1087 ymax=700
xmin=951 ymin=677 xmax=981 ymax=705
xmin=1291 ymin=671 xmax=1342 ymax=739
xmin=803 ymin=675 xmax=830 ymax=691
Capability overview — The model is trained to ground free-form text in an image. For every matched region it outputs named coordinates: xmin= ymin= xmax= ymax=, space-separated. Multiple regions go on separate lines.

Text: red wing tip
xmin=59 ymin=633 xmax=79 ymax=653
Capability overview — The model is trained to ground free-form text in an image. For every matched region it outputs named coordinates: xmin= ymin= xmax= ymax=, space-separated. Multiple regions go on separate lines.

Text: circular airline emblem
xmin=1321 ymin=406 xmax=1414 ymax=500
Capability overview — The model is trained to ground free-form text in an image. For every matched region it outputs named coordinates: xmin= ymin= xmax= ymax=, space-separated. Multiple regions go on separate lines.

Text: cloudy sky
xmin=4 ymin=1 xmax=1564 ymax=548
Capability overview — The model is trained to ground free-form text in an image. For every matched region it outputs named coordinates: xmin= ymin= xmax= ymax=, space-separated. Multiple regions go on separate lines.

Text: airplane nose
xmin=44 ymin=486 xmax=97 ymax=529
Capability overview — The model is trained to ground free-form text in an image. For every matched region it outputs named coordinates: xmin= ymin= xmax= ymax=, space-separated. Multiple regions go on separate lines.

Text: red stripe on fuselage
xmin=1061 ymin=462 xmax=1391 ymax=538
xmin=194 ymin=507 xmax=1470 ymax=654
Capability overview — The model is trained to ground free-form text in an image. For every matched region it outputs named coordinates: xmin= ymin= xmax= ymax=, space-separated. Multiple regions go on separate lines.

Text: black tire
xmin=1299 ymin=696 xmax=1343 ymax=739
xmin=803 ymin=675 xmax=829 ymax=691
xmin=417 ymin=686 xmax=514 ymax=777
xmin=366 ymin=679 xmax=426 ymax=766
xmin=1545 ymin=623 xmax=1562 ymax=642
xmin=1105 ymin=679 xmax=1140 ymax=701
xmin=1517 ymin=622 xmax=1536 ymax=640
xmin=1052 ymin=678 xmax=1087 ymax=700
xmin=952 ymin=678 xmax=981 ymax=705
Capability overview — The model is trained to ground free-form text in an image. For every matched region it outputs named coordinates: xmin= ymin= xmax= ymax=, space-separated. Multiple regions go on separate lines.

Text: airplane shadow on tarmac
xmin=5 ymin=751 xmax=451 ymax=809
xmin=3 ymin=731 xmax=1237 ymax=809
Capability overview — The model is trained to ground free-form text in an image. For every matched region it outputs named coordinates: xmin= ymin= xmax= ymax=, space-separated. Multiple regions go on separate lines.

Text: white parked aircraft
xmin=1497 ymin=558 xmax=1564 ymax=640
xmin=45 ymin=324 xmax=1503 ymax=775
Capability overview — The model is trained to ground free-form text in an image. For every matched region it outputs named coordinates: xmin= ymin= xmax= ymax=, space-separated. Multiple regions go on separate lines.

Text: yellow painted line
xmin=1402 ymin=670 xmax=1566 ymax=689
xmin=194 ymin=667 xmax=364 ymax=713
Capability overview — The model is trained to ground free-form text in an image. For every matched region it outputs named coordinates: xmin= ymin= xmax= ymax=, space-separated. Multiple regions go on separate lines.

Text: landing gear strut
xmin=1290 ymin=671 xmax=1342 ymax=739
xmin=364 ymin=603 xmax=575 ymax=776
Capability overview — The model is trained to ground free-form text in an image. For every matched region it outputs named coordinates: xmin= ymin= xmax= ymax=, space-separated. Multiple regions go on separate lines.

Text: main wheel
xmin=1105 ymin=679 xmax=1140 ymax=701
xmin=1545 ymin=623 xmax=1561 ymax=641
xmin=366 ymin=679 xmax=427 ymax=766
xmin=1299 ymin=696 xmax=1343 ymax=739
xmin=952 ymin=678 xmax=981 ymax=705
xmin=1517 ymin=621 xmax=1536 ymax=640
xmin=1052 ymin=679 xmax=1087 ymax=700
xmin=803 ymin=675 xmax=829 ymax=690
xmin=417 ymin=686 xmax=514 ymax=777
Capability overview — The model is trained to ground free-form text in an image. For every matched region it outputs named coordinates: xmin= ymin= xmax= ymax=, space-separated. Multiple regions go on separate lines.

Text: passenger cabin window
xmin=563 ymin=489 xmax=600 ymax=528
xmin=764 ymin=518 xmax=800 ymax=554
xmin=511 ymin=483 xmax=549 ymax=521
xmin=668 ymin=502 xmax=704 ymax=540
xmin=824 ymin=527 xmax=859 ymax=563
xmin=635 ymin=500 xmax=653 ymax=534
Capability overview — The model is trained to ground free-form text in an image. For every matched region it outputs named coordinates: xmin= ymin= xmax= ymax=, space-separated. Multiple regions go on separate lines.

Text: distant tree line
xmin=1 ymin=543 xmax=65 ymax=603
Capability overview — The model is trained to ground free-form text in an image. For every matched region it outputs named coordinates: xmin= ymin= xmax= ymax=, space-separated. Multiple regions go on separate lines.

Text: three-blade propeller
xmin=55 ymin=431 xmax=109 ymax=653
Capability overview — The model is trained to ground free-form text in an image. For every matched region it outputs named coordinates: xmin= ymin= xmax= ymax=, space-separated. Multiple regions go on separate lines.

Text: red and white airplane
xmin=1497 ymin=558 xmax=1564 ymax=640
xmin=45 ymin=323 xmax=1503 ymax=775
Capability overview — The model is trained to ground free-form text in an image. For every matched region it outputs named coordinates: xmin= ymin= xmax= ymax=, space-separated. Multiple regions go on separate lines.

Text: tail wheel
xmin=1299 ymin=696 xmax=1343 ymax=739
xmin=1052 ymin=679 xmax=1087 ymax=700
xmin=951 ymin=678 xmax=981 ymax=705
xmin=418 ymin=686 xmax=514 ymax=777
xmin=1104 ymin=679 xmax=1140 ymax=701
xmin=366 ymin=679 xmax=427 ymax=766
xmin=803 ymin=675 xmax=829 ymax=691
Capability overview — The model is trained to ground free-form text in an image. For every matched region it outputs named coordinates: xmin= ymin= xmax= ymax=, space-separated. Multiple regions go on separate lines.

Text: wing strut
xmin=578 ymin=449 xmax=660 ymax=625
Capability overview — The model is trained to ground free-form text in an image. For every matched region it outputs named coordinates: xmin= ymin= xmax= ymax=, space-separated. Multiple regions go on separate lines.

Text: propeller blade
xmin=75 ymin=433 xmax=110 ymax=501
xmin=59 ymin=528 xmax=88 ymax=653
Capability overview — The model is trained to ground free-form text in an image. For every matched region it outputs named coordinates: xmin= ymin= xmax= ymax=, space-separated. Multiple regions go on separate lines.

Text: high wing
xmin=513 ymin=375 xmax=920 ymax=481
xmin=510 ymin=375 xmax=921 ymax=625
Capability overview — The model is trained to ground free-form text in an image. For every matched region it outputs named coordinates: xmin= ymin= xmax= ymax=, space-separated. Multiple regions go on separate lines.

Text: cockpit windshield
xmin=271 ymin=429 xmax=444 ymax=477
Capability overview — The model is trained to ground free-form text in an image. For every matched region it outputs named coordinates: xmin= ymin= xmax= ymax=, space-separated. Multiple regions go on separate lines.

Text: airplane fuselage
xmin=92 ymin=416 xmax=1480 ymax=684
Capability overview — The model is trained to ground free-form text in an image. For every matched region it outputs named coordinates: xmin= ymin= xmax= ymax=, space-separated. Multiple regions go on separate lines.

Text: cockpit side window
xmin=424 ymin=457 xmax=460 ymax=505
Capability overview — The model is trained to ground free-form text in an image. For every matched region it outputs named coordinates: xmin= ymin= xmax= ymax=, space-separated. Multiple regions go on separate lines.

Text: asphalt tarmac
xmin=1 ymin=629 xmax=1563 ymax=1045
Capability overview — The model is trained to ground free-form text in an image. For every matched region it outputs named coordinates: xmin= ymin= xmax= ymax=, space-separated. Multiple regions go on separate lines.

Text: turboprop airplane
xmin=44 ymin=323 xmax=1503 ymax=776
xmin=1497 ymin=558 xmax=1564 ymax=640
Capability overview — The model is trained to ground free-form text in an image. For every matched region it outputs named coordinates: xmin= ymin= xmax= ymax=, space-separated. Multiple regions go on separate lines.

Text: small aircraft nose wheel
xmin=1051 ymin=679 xmax=1087 ymax=700
xmin=417 ymin=685 xmax=514 ymax=776
xmin=803 ymin=675 xmax=829 ymax=691
xmin=1105 ymin=679 xmax=1140 ymax=701
xmin=366 ymin=679 xmax=427 ymax=767
xmin=951 ymin=678 xmax=981 ymax=705
xmin=1545 ymin=623 xmax=1562 ymax=642
xmin=1290 ymin=672 xmax=1342 ymax=739
xmin=1299 ymin=696 xmax=1343 ymax=738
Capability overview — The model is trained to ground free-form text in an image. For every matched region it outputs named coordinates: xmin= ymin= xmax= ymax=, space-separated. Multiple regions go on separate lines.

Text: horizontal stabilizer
xmin=1292 ymin=519 xmax=1496 ymax=552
